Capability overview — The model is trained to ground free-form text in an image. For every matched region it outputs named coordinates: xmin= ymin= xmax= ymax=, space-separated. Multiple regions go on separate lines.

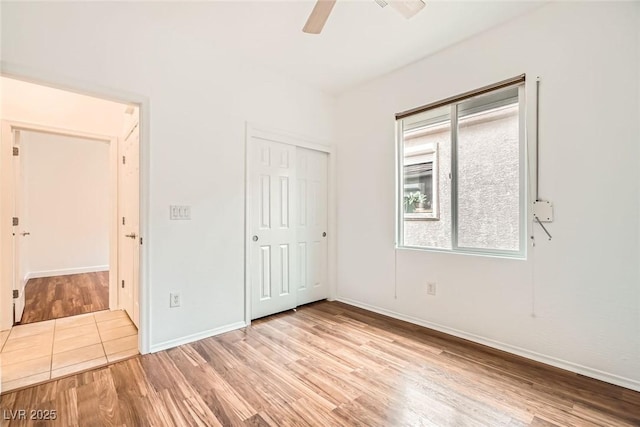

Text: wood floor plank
xmin=2 ymin=301 xmax=639 ymax=426
xmin=20 ymin=272 xmax=109 ymax=325
xmin=243 ymin=412 xmax=275 ymax=427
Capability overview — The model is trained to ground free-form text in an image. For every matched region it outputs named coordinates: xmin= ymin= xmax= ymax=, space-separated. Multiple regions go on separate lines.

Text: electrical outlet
xmin=427 ymin=283 xmax=437 ymax=296
xmin=170 ymin=292 xmax=181 ymax=308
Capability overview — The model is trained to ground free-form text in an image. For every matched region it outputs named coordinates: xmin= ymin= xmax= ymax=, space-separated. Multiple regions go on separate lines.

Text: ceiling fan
xmin=303 ymin=0 xmax=426 ymax=34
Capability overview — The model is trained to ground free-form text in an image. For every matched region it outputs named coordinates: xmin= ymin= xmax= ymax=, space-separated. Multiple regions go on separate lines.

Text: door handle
xmin=322 ymin=232 xmax=327 ymax=237
xmin=21 ymin=232 xmax=30 ymax=236
xmin=252 ymin=235 xmax=259 ymax=242
xmin=125 ymin=233 xmax=137 ymax=239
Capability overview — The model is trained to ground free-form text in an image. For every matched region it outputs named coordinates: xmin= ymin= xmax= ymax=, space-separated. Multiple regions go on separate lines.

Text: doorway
xmin=0 ymin=76 xmax=144 ymax=391
xmin=0 ymin=77 xmax=142 ymax=330
xmin=13 ymin=129 xmax=112 ymax=324
xmin=246 ymin=126 xmax=330 ymax=320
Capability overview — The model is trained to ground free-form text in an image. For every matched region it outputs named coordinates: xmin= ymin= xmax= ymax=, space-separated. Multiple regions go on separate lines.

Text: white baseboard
xmin=149 ymin=321 xmax=247 ymax=353
xmin=25 ymin=265 xmax=109 ymax=281
xmin=337 ymin=297 xmax=640 ymax=393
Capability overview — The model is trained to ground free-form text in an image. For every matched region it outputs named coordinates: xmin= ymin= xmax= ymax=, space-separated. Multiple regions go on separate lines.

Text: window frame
xmin=396 ymin=83 xmax=527 ymax=259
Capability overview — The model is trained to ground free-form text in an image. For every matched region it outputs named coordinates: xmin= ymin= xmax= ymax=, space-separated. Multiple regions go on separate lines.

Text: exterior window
xmin=404 ymin=143 xmax=438 ymax=220
xmin=397 ymin=82 xmax=525 ymax=257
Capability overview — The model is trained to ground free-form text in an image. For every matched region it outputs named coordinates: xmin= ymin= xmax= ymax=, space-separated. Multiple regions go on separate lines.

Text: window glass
xmin=401 ymin=106 xmax=451 ymax=249
xmin=397 ymin=83 xmax=524 ymax=256
xmin=456 ymin=89 xmax=520 ymax=251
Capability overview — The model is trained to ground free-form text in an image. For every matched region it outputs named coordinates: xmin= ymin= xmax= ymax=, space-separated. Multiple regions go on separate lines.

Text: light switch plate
xmin=170 ymin=292 xmax=181 ymax=308
xmin=170 ymin=205 xmax=191 ymax=220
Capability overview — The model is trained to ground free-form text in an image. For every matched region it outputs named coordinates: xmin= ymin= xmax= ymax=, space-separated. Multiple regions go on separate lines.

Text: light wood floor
xmin=1 ymin=301 xmax=638 ymax=426
xmin=20 ymin=272 xmax=109 ymax=324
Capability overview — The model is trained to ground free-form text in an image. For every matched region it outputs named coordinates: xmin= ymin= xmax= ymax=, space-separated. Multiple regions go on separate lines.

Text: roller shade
xmin=396 ymin=74 xmax=525 ymax=120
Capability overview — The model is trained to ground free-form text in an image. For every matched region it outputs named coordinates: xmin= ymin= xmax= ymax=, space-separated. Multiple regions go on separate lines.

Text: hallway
xmin=19 ymin=272 xmax=109 ymax=324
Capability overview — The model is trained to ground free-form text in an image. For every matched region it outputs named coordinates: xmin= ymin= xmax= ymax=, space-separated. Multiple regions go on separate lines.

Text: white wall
xmin=1 ymin=3 xmax=334 ymax=347
xmin=21 ymin=131 xmax=110 ymax=277
xmin=1 ymin=77 xmax=126 ymax=136
xmin=335 ymin=2 xmax=640 ymax=390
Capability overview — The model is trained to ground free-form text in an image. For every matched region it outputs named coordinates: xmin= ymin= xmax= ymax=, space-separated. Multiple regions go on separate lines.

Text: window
xmin=404 ymin=142 xmax=438 ymax=220
xmin=396 ymin=77 xmax=525 ymax=257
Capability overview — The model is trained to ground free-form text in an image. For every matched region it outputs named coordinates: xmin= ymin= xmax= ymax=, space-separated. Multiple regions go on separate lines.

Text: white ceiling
xmin=2 ymin=1 xmax=546 ymax=96
xmin=156 ymin=1 xmax=546 ymax=95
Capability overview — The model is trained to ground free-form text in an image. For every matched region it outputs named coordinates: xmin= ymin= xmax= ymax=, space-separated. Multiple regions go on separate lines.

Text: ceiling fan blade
xmin=388 ymin=0 xmax=425 ymax=19
xmin=303 ymin=0 xmax=337 ymax=34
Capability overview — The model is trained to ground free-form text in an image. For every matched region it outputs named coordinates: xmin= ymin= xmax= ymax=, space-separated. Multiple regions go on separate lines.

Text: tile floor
xmin=0 ymin=310 xmax=138 ymax=393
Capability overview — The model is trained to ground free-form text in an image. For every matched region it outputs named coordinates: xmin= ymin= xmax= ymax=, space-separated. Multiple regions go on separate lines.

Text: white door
xmin=118 ymin=124 xmax=140 ymax=327
xmin=12 ymin=130 xmax=27 ymax=323
xmin=250 ymin=138 xmax=297 ymax=319
xmin=295 ymin=148 xmax=328 ymax=306
xmin=249 ymin=135 xmax=329 ymax=320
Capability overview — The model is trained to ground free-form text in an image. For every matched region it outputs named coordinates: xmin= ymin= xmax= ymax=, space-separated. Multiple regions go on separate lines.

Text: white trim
xmin=4 ymin=120 xmax=116 ymax=142
xmin=1 ymin=62 xmax=151 ymax=355
xmin=247 ymin=122 xmax=333 ymax=154
xmin=25 ymin=265 xmax=109 ymax=281
xmin=518 ymin=84 xmax=528 ymax=256
xmin=327 ymin=140 xmax=338 ymax=302
xmin=149 ymin=321 xmax=246 ymax=353
xmin=244 ymin=124 xmax=252 ymax=326
xmin=109 ymin=134 xmax=119 ymax=312
xmin=337 ymin=297 xmax=640 ymax=393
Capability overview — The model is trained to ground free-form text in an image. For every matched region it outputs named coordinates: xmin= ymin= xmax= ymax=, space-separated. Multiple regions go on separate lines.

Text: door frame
xmin=0 ymin=120 xmax=119 ymax=322
xmin=244 ymin=123 xmax=336 ymax=326
xmin=0 ymin=63 xmax=151 ymax=354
